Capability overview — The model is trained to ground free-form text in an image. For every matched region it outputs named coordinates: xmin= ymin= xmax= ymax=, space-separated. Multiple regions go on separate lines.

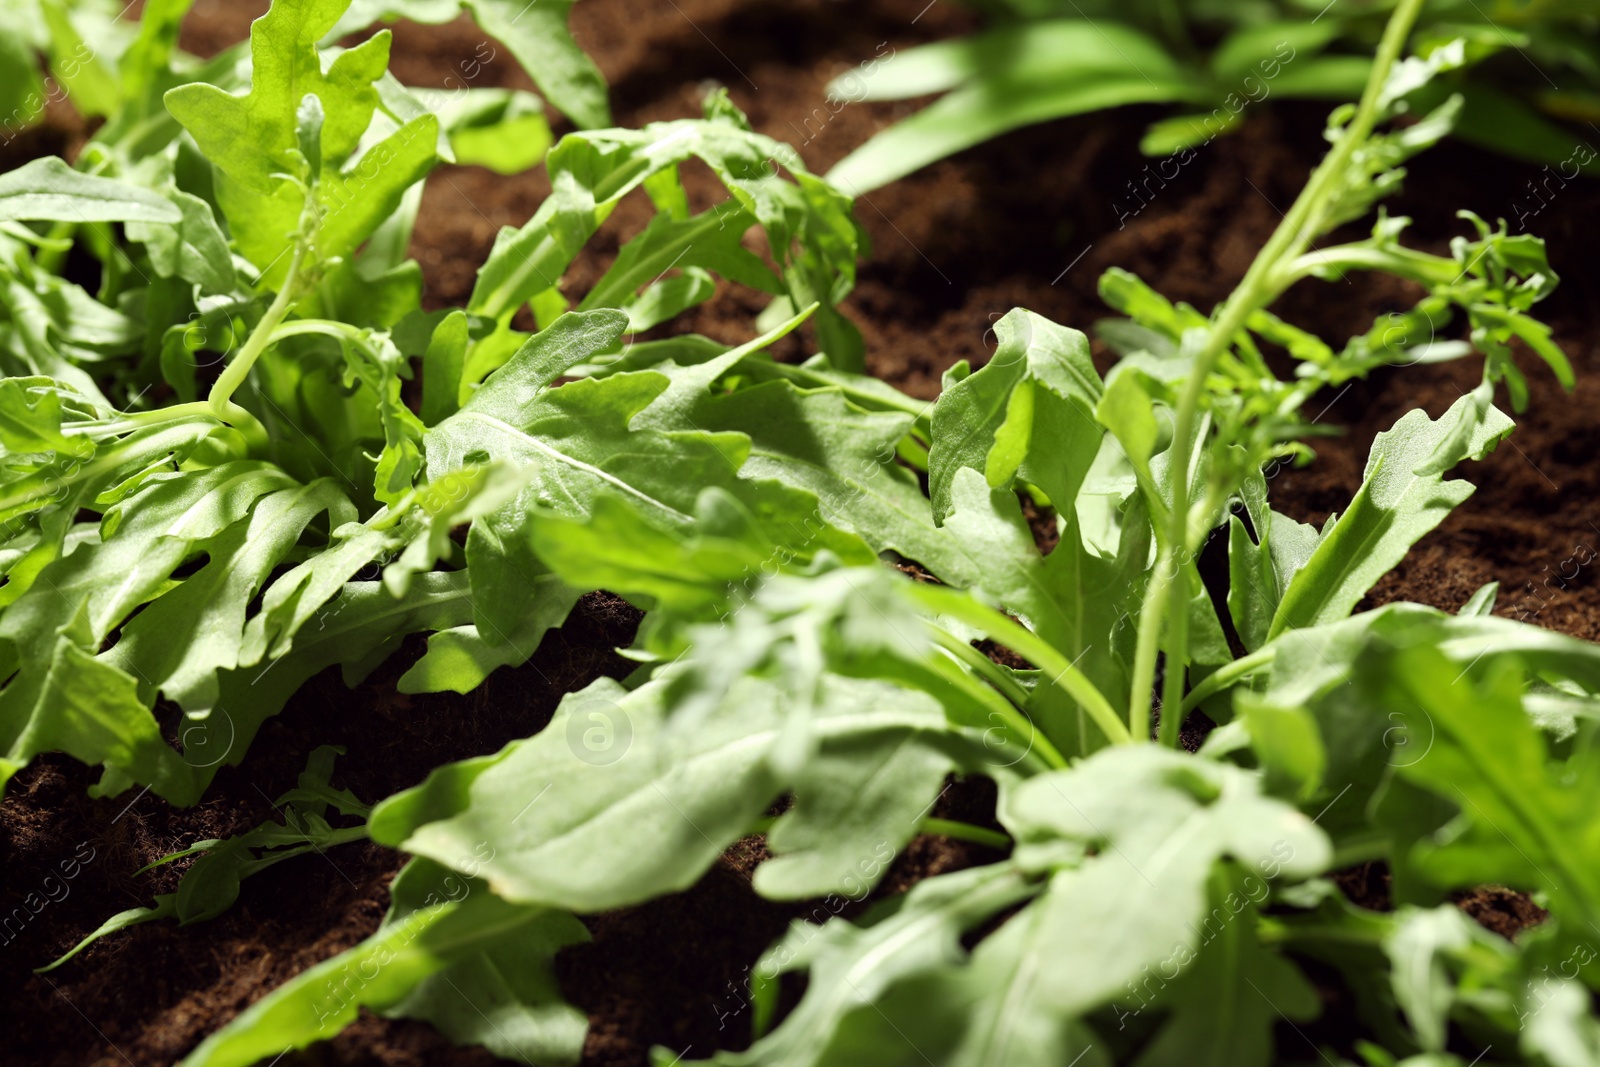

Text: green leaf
xmin=1 ymin=638 xmax=197 ymax=803
xmin=336 ymin=329 xmax=426 ymax=505
xmin=1 ymin=268 xmax=143 ymax=378
xmin=185 ymin=571 xmax=485 ymax=792
xmin=826 ymin=21 xmax=1201 ymax=193
xmin=852 ymin=750 xmax=1327 ymax=1066
xmin=1451 ymin=83 xmax=1600 ymax=177
xmin=927 ymin=307 xmax=1103 ymax=524
xmin=427 ymin=311 xmax=834 ymax=657
xmin=1384 ymin=905 xmax=1515 ymax=1054
xmin=429 ymin=311 xmax=878 ymax=659
xmin=737 ymin=747 xmax=1329 ymax=1067
xmin=939 ymin=467 xmax=1145 ymax=750
xmin=0 ymin=414 xmax=224 ymax=594
xmin=1000 ymin=743 xmax=1329 ymax=956
xmin=420 ymin=309 xmax=469 ymax=424
xmin=467 ymin=106 xmax=862 ymax=370
xmin=379 ymin=858 xmax=590 ymax=1066
xmin=438 ymin=88 xmax=553 ymax=174
xmin=1388 ymin=646 xmax=1600 ymax=931
xmin=178 ymin=858 xmax=581 ymax=1067
xmin=13 ymin=453 xmax=527 ymax=801
xmin=0 ymin=22 xmax=43 ymax=134
xmin=1524 ymin=976 xmax=1600 ymax=1067
xmin=695 ymin=864 xmax=1040 ymax=1067
xmin=1129 ymin=868 xmax=1320 ymax=1067
xmin=462 ymin=0 xmax=607 ymax=129
xmin=115 ymin=0 xmax=196 ymax=114
xmin=1238 ymin=698 xmax=1325 ymax=803
xmin=0 ymin=157 xmax=182 ymax=223
xmin=41 ymin=0 xmax=121 ymax=118
xmin=1271 ymin=56 xmax=1375 ymax=101
xmin=1098 ymin=267 xmax=1210 ymax=346
xmin=331 ymin=0 xmax=609 ymax=128
xmin=1458 ymin=581 xmax=1498 ymax=617
xmin=577 ymin=205 xmax=777 ymax=330
xmin=165 ymin=0 xmax=439 ymax=287
xmin=1225 ymin=601 xmax=1600 ymax=857
xmin=1227 ymin=468 xmax=1318 ymax=652
xmin=35 ymin=899 xmax=175 ymax=974
xmin=0 ymin=377 xmax=95 ymax=459
xmin=381 ymin=667 xmax=958 ymax=911
xmin=906 ymin=903 xmax=1107 ymax=1067
xmin=102 ymin=478 xmax=354 ymax=712
xmin=1261 ymin=882 xmax=1417 ymax=1052
xmin=571 ymin=333 xmax=929 ymax=426
xmin=1268 ymin=387 xmax=1512 ymax=638
xmin=1210 ymin=23 xmax=1340 ymax=87
xmin=125 ymin=189 xmax=237 ymax=294
xmin=1139 ymin=110 xmax=1240 ymax=156
xmin=0 ymin=461 xmax=297 ymax=799
xmin=397 ymin=565 xmax=577 ymax=695
xmin=239 ymin=462 xmax=529 ymax=668
xmin=296 ymin=90 xmax=325 ymax=178
xmin=1093 ymin=368 xmax=1168 ymax=523
xmin=528 ymin=489 xmax=780 ymax=616
xmin=647 ymin=372 xmax=962 ymax=579
xmin=754 ymin=722 xmax=951 ymax=900
xmin=1255 ymin=605 xmax=1600 ymax=720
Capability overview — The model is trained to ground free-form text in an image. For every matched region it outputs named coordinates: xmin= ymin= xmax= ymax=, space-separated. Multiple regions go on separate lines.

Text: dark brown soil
xmin=6 ymin=0 xmax=1599 ymax=1064
xmin=1454 ymin=886 xmax=1552 ymax=940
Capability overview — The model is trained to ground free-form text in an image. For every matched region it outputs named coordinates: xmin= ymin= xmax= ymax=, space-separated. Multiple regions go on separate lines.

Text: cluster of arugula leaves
xmin=826 ymin=0 xmax=1600 ymax=192
xmin=8 ymin=1 xmax=1600 ymax=1065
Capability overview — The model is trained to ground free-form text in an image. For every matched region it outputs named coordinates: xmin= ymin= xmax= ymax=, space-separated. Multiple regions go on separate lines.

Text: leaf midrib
xmin=451 ymin=410 xmax=695 ymax=524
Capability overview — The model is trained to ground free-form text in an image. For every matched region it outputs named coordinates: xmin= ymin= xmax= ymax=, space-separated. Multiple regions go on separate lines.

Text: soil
xmin=6 ymin=0 xmax=1600 ymax=1064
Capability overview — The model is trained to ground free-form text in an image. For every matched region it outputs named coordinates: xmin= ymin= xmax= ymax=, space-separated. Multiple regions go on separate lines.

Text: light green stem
xmin=1128 ymin=0 xmax=1430 ymax=746
xmin=1282 ymin=244 xmax=1460 ymax=288
xmin=921 ymin=818 xmax=1011 ymax=850
xmin=115 ymin=399 xmax=269 ymax=451
xmin=925 ymin=646 xmax=1068 ymax=772
xmin=927 ymin=624 xmax=1035 ymax=708
xmin=208 ymin=243 xmax=307 ymax=418
xmin=911 ymin=584 xmax=1129 ymax=747
xmin=1180 ymin=646 xmax=1273 ymax=715
xmin=269 ymin=319 xmax=366 ymax=345
xmin=1327 ymin=833 xmax=1390 ymax=871
xmin=1257 ymin=915 xmax=1387 ymax=948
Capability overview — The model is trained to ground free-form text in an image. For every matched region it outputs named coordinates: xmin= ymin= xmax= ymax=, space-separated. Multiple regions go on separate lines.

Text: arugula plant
xmin=173 ymin=850 xmax=592 ymax=1067
xmin=21 ymin=0 xmax=1600 ymax=1064
xmin=0 ymin=0 xmax=596 ymax=141
xmin=826 ymin=0 xmax=1600 ymax=192
xmin=36 ymin=744 xmax=372 ymax=974
xmin=0 ymin=0 xmax=867 ymax=803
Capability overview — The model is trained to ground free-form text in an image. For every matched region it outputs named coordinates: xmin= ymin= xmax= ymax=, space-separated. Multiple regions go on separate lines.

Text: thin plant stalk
xmin=1130 ymin=0 xmax=1431 ymax=746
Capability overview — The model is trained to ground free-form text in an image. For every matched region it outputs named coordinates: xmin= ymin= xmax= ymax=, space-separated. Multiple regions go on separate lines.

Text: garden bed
xmin=3 ymin=1 xmax=1598 ymax=1064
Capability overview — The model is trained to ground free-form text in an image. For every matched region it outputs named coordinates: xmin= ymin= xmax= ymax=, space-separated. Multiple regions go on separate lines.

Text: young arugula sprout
xmin=36 ymin=745 xmax=370 ymax=974
xmin=1112 ymin=3 xmax=1571 ymax=748
xmin=181 ymin=854 xmax=590 ymax=1067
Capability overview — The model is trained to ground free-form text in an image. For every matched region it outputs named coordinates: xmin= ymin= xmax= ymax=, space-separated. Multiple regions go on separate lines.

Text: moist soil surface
xmin=5 ymin=1 xmax=1599 ymax=1064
